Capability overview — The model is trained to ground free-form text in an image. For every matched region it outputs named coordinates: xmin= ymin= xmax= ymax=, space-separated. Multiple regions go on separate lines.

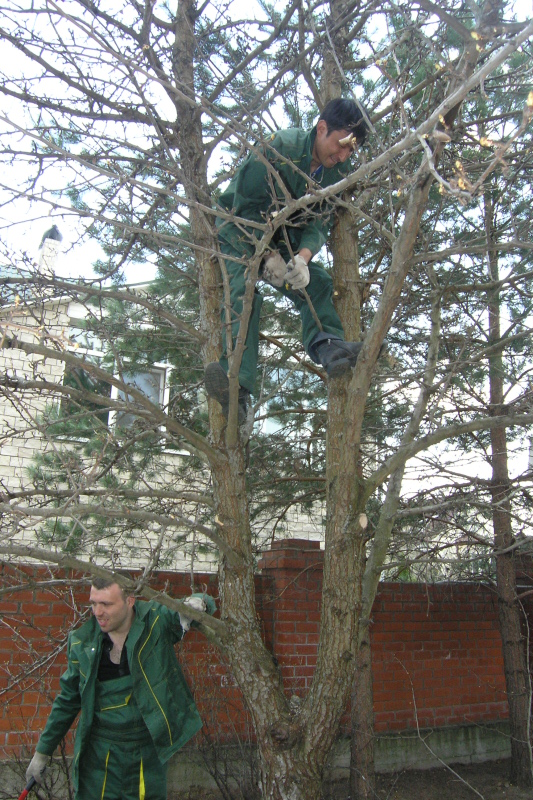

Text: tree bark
xmin=350 ymin=630 xmax=375 ymax=799
xmin=0 ymin=3 xmax=533 ymax=799
xmin=485 ymin=188 xmax=533 ymax=788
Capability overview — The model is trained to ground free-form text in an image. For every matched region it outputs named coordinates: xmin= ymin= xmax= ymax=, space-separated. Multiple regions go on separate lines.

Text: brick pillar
xmin=257 ymin=539 xmax=324 ymax=694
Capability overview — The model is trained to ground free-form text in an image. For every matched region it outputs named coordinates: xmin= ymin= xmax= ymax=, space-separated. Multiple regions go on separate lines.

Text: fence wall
xmin=1 ymin=538 xmax=522 ymax=759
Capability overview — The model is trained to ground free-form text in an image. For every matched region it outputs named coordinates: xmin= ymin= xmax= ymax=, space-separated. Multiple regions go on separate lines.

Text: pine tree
xmin=1 ymin=1 xmax=532 ymax=796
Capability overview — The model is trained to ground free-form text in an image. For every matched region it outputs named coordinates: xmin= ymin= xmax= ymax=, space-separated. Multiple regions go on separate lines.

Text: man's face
xmin=313 ymin=119 xmax=357 ymax=169
xmin=89 ymin=583 xmax=135 ymax=635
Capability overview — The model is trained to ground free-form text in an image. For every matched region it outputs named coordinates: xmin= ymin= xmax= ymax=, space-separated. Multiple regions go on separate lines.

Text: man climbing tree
xmin=205 ymin=97 xmax=369 ymax=423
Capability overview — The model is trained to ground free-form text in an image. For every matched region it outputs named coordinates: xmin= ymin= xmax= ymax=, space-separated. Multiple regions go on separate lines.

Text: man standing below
xmin=206 ymin=97 xmax=370 ymax=423
xmin=26 ymin=577 xmax=216 ymax=799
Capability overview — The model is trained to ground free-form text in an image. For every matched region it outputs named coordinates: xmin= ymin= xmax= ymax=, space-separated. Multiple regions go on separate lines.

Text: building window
xmin=59 ymin=313 xmax=170 ymax=435
xmin=110 ymin=364 xmax=170 ymax=429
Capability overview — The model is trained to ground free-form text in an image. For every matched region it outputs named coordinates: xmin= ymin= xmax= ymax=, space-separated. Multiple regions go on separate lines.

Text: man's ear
xmin=127 ymin=595 xmax=135 ymax=609
xmin=316 ymin=118 xmax=329 ymax=137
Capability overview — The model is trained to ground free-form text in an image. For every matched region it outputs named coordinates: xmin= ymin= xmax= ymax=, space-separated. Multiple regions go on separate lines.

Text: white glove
xmin=261 ymin=252 xmax=287 ymax=287
xmin=284 ymin=254 xmax=310 ymax=290
xmin=26 ymin=752 xmax=48 ymax=785
xmin=179 ymin=595 xmax=206 ymax=632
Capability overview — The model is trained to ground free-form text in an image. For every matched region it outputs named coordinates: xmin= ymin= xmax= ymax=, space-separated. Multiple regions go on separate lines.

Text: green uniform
xmin=216 ymin=125 xmax=352 ymax=392
xmin=78 ymin=674 xmax=166 ymax=799
xmin=35 ymin=601 xmax=203 ymax=800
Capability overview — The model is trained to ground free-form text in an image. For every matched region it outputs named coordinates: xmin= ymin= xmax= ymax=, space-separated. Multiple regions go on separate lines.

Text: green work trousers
xmin=76 ymin=675 xmax=167 ymax=800
xmin=218 ymin=239 xmax=344 ymax=393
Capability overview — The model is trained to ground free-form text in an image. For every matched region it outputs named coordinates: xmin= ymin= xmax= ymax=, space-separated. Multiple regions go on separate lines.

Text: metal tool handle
xmin=18 ymin=776 xmax=36 ymax=800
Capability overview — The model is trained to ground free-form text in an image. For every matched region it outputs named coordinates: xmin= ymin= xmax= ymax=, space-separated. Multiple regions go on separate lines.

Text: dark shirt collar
xmin=98 ymin=631 xmax=130 ymax=681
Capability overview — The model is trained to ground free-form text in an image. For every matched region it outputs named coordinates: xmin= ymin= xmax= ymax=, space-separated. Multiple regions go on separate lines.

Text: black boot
xmin=204 ymin=362 xmax=250 ymax=425
xmin=315 ymin=337 xmax=363 ymax=378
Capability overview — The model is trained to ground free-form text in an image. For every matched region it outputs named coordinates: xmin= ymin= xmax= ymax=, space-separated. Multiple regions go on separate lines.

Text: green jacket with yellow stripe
xmin=216 ymin=125 xmax=353 ymax=259
xmin=35 ymin=600 xmax=203 ymax=765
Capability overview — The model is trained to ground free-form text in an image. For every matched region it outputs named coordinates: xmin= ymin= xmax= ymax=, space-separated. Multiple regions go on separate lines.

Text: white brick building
xmin=0 ymin=275 xmax=325 ymax=573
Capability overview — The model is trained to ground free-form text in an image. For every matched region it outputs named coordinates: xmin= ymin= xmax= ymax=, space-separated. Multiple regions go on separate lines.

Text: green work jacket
xmin=36 ymin=601 xmax=203 ymax=765
xmin=216 ymin=125 xmax=353 ymax=258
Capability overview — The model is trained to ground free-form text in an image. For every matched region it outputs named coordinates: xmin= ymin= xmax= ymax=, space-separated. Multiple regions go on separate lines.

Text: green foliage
xmin=0 ymin=0 xmax=532 ymax=573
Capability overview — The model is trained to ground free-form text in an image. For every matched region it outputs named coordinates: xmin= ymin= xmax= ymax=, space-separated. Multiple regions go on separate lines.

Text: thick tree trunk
xmin=173 ymin=0 xmax=220 ymax=367
xmin=173 ymin=3 xmax=533 ymax=796
xmin=493 ymin=488 xmax=533 ymax=787
xmin=257 ymin=752 xmax=322 ymax=800
xmin=485 ymin=189 xmax=533 ymax=788
xmin=172 ymin=13 xmax=306 ymax=798
xmin=330 ymin=208 xmax=377 ymax=800
xmin=350 ymin=630 xmax=375 ymax=799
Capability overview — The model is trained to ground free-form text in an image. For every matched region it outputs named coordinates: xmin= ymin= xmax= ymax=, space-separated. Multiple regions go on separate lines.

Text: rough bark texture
xmin=485 ymin=190 xmax=533 ymax=788
xmin=350 ymin=630 xmax=375 ymax=800
xmin=172 ymin=7 xmax=306 ymax=794
xmin=0 ymin=2 xmax=532 ymax=799
xmin=173 ymin=0 xmax=220 ymax=368
xmin=346 ymin=6 xmax=512 ymax=791
xmin=173 ymin=2 xmax=533 ymax=797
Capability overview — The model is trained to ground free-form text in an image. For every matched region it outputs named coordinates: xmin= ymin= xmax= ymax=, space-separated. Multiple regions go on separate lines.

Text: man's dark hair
xmin=319 ymin=97 xmax=369 ymax=144
xmin=91 ymin=574 xmax=134 ymax=595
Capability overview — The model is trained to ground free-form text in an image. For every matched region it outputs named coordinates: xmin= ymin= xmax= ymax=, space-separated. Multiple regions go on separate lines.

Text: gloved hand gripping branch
xmin=261 ymin=251 xmax=287 ymax=287
xmin=284 ymin=254 xmax=310 ymax=290
xmin=262 ymin=252 xmax=310 ymax=292
xmin=179 ymin=592 xmax=216 ymax=632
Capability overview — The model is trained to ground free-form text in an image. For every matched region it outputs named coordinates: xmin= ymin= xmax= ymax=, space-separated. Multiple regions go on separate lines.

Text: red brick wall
xmin=0 ymin=540 xmax=519 ymax=758
xmin=256 ymin=540 xmax=509 ymax=734
xmin=370 ymin=583 xmax=507 ymax=731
